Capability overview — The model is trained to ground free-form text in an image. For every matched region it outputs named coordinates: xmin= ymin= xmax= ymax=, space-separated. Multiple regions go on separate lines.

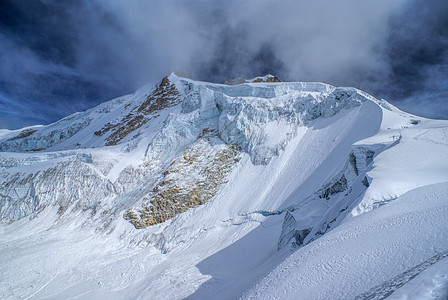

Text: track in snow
xmin=355 ymin=250 xmax=448 ymax=300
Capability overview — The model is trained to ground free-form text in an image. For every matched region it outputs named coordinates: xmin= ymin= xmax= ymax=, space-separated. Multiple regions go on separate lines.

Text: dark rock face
xmin=251 ymin=75 xmax=281 ymax=83
xmin=94 ymin=76 xmax=181 ymax=146
xmin=224 ymin=75 xmax=282 ymax=85
xmin=7 ymin=129 xmax=38 ymax=141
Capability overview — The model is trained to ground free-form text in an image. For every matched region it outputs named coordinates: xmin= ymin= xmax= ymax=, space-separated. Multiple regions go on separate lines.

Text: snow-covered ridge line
xmin=149 ymin=74 xmax=372 ymax=165
xmin=0 ymin=73 xmax=376 ymax=158
xmin=2 ymin=73 xmax=448 ymax=299
xmin=0 ymin=74 xmax=387 ymax=224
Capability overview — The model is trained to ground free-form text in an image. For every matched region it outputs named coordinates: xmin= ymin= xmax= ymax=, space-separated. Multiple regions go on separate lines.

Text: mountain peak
xmin=224 ymin=74 xmax=282 ymax=85
xmin=1 ymin=73 xmax=448 ymax=300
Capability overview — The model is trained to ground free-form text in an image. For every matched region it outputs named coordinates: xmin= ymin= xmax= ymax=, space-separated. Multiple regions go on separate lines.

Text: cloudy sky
xmin=0 ymin=0 xmax=447 ymax=129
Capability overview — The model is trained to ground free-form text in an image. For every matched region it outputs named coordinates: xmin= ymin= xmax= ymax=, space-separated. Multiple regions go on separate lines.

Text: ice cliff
xmin=2 ymin=73 xmax=448 ymax=300
xmin=0 ymin=74 xmax=378 ymax=226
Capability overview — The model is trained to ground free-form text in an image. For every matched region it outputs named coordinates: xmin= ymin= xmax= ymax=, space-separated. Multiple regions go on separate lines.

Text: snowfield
xmin=242 ymin=182 xmax=448 ymax=300
xmin=0 ymin=74 xmax=447 ymax=299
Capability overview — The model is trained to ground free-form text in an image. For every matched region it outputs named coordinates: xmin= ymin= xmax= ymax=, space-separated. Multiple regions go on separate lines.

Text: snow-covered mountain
xmin=1 ymin=74 xmax=447 ymax=299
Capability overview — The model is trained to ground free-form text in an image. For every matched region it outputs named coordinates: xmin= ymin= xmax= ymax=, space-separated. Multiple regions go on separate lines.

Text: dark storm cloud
xmin=192 ymin=0 xmax=401 ymax=86
xmin=0 ymin=0 xmax=128 ymax=128
xmin=0 ymin=0 xmax=213 ymax=128
xmin=0 ymin=0 xmax=447 ymax=129
xmin=385 ymin=0 xmax=448 ymax=118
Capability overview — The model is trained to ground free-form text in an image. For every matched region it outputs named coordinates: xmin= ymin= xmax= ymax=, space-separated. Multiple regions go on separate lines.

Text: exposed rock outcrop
xmin=7 ymin=129 xmax=38 ymax=141
xmin=124 ymin=130 xmax=241 ymax=228
xmin=95 ymin=76 xmax=181 ymax=146
xmin=0 ymin=118 xmax=91 ymax=152
xmin=0 ymin=74 xmax=385 ymax=229
xmin=224 ymin=74 xmax=281 ymax=85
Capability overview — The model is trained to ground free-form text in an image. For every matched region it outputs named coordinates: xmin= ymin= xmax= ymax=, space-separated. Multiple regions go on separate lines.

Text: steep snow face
xmin=0 ymin=116 xmax=92 ymax=152
xmin=1 ymin=74 xmax=447 ymax=300
xmin=0 ymin=76 xmax=181 ymax=153
xmin=0 ymin=74 xmax=372 ymax=223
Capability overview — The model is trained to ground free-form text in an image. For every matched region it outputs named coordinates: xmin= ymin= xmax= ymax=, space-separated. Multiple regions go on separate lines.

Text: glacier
xmin=0 ymin=74 xmax=447 ymax=299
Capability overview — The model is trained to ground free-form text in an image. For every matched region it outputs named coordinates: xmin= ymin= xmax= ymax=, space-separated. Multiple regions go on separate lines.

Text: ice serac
xmin=211 ymin=82 xmax=365 ymax=164
xmin=0 ymin=74 xmax=381 ymax=226
xmin=0 ymin=155 xmax=117 ymax=222
xmin=1 ymin=73 xmax=447 ymax=300
xmin=277 ymin=211 xmax=310 ymax=250
xmin=0 ymin=116 xmax=91 ymax=152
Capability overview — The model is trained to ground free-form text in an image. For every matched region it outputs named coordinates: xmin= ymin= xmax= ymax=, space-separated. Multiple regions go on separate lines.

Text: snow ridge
xmin=1 ymin=74 xmax=448 ymax=300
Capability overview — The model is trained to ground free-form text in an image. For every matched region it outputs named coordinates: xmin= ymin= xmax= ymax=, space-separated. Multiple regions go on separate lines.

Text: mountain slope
xmin=242 ymin=182 xmax=448 ymax=300
xmin=0 ymin=74 xmax=447 ymax=299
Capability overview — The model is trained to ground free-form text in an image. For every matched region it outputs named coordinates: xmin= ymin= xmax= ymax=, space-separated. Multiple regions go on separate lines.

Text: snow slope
xmin=0 ymin=74 xmax=447 ymax=299
xmin=242 ymin=182 xmax=448 ymax=300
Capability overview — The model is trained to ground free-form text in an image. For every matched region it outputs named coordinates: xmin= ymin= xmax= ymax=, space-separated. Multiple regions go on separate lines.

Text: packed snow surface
xmin=242 ymin=182 xmax=448 ymax=300
xmin=0 ymin=74 xmax=447 ymax=299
